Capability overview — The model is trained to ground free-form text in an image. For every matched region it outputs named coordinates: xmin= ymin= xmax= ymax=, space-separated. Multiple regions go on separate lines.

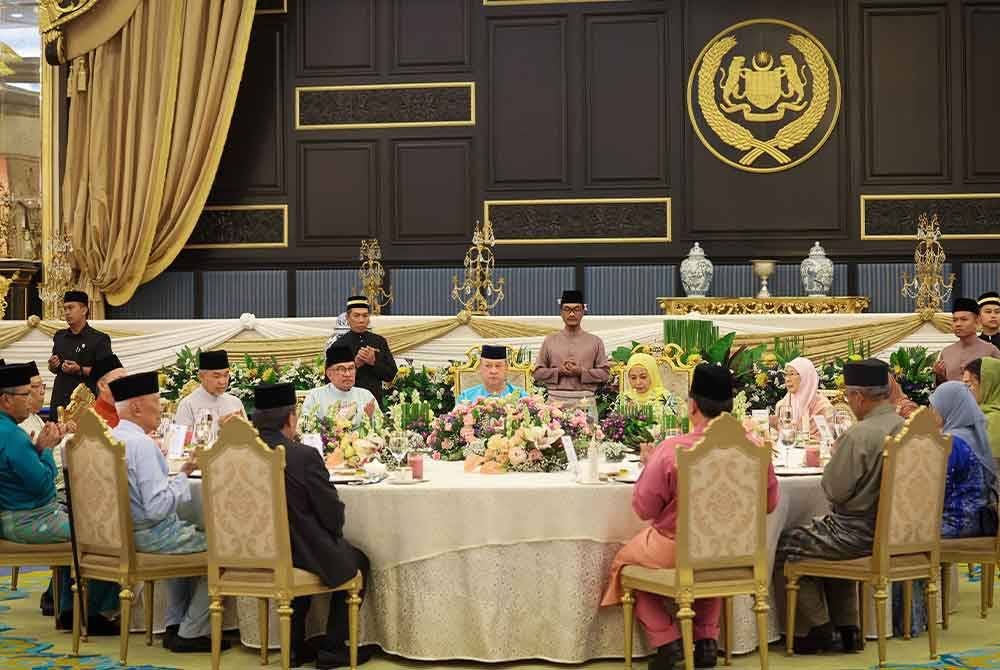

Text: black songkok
xmin=326 ymin=346 xmax=353 ymax=368
xmin=481 ymin=345 xmax=507 ymax=360
xmin=63 ymin=290 xmax=89 ymax=305
xmin=560 ymin=290 xmax=584 ymax=305
xmin=689 ymin=364 xmax=733 ymax=402
xmin=91 ymin=355 xmax=124 ymax=383
xmin=953 ymin=297 xmax=980 ymax=315
xmin=978 ymin=292 xmax=1000 ymax=308
xmin=25 ymin=361 xmax=39 ymax=378
xmin=109 ymin=371 xmax=160 ymax=402
xmin=0 ymin=364 xmax=33 ymax=388
xmin=254 ymin=383 xmax=296 ymax=410
xmin=346 ymin=295 xmax=370 ymax=312
xmin=843 ymin=359 xmax=890 ymax=387
xmin=199 ymin=350 xmax=230 ymax=371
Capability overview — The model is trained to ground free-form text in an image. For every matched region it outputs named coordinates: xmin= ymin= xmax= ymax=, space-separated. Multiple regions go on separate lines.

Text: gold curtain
xmin=61 ymin=0 xmax=256 ymax=307
xmin=39 ymin=0 xmax=142 ymax=63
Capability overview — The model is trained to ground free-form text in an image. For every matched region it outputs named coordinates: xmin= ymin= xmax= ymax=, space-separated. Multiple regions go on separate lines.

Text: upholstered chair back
xmin=675 ymin=413 xmax=769 ymax=583
xmin=452 ymin=346 xmax=534 ymax=398
xmin=618 ymin=343 xmax=693 ymax=400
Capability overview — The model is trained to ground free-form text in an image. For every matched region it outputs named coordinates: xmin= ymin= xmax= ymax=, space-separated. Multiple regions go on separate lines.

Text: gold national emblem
xmin=687 ymin=19 xmax=842 ymax=173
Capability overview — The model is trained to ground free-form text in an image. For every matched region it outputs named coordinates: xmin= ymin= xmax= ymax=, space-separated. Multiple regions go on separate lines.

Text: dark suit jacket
xmin=260 ymin=428 xmax=362 ymax=588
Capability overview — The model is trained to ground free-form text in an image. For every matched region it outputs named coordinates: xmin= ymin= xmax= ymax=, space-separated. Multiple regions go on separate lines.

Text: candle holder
xmin=354 ymin=239 xmax=392 ymax=315
xmin=452 ymin=219 xmax=505 ymax=316
xmin=900 ymin=213 xmax=955 ymax=321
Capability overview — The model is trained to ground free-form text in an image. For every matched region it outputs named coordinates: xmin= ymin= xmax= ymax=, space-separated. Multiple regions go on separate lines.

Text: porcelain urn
xmin=800 ymin=241 xmax=834 ymax=297
xmin=680 ymin=243 xmax=714 ymax=298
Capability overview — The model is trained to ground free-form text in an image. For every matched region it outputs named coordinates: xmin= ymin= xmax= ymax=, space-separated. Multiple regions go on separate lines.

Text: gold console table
xmin=657 ymin=296 xmax=870 ymax=316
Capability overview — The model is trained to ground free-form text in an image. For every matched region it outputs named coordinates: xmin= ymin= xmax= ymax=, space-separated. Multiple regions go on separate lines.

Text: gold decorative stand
xmin=657 ymin=296 xmax=870 ymax=316
xmin=0 ymin=259 xmax=42 ymax=320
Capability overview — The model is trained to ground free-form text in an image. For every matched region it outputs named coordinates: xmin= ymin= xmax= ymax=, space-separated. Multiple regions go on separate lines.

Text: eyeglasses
xmin=560 ymin=306 xmax=584 ymax=314
xmin=330 ymin=366 xmax=356 ymax=374
xmin=30 ymin=383 xmax=46 ymax=391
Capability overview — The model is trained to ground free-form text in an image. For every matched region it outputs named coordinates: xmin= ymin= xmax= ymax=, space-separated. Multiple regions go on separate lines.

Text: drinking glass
xmin=388 ymin=433 xmax=409 ymax=471
xmin=833 ymin=410 xmax=852 ymax=439
xmin=194 ymin=409 xmax=213 ymax=445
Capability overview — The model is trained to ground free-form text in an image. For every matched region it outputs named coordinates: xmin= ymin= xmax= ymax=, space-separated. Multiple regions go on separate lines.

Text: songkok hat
xmin=0 ymin=364 xmax=33 ymax=388
xmin=560 ymin=290 xmax=584 ymax=305
xmin=63 ymin=290 xmax=89 ymax=305
xmin=481 ymin=345 xmax=507 ymax=360
xmin=109 ymin=371 xmax=159 ymax=402
xmin=25 ymin=361 xmax=39 ymax=378
xmin=978 ymin=291 xmax=1000 ymax=308
xmin=254 ymin=382 xmax=296 ymax=410
xmin=689 ymin=364 xmax=733 ymax=402
xmin=346 ymin=295 xmax=370 ymax=311
xmin=199 ymin=350 xmax=229 ymax=370
xmin=326 ymin=345 xmax=353 ymax=368
xmin=843 ymin=359 xmax=889 ymax=387
xmin=91 ymin=355 xmax=123 ymax=383
xmin=953 ymin=297 xmax=980 ymax=315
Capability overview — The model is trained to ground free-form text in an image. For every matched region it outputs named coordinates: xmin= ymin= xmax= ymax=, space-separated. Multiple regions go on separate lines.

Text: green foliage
xmin=772 ymin=336 xmax=805 ymax=367
xmin=663 ymin=319 xmax=718 ymax=355
xmin=611 ymin=341 xmax=642 ymax=364
xmin=889 ymin=346 xmax=937 ymax=404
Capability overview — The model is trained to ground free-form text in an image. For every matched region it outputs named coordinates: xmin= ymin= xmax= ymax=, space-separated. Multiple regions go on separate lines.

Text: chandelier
xmin=900 ymin=213 xmax=955 ymax=320
xmin=451 ymin=220 xmax=505 ymax=316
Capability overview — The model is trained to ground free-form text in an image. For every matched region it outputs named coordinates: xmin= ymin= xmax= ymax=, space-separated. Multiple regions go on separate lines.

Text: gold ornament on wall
xmin=354 ymin=239 xmax=392 ymax=315
xmin=687 ymin=19 xmax=842 ymax=173
xmin=39 ymin=234 xmax=74 ymax=319
xmin=452 ymin=220 xmax=505 ymax=316
xmin=900 ymin=213 xmax=955 ymax=321
xmin=0 ymin=182 xmax=12 ymax=258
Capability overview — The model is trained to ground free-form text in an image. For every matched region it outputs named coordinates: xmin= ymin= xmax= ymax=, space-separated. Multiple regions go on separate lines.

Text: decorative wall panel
xmin=965 ymin=5 xmax=1000 ymax=181
xmin=255 ymin=0 xmax=286 ymax=14
xmin=203 ymin=271 xmax=288 ymax=319
xmin=299 ymin=0 xmax=374 ymax=75
xmin=299 ymin=142 xmax=377 ymax=243
xmin=107 ymin=273 xmax=195 ymax=319
xmin=296 ymin=83 xmax=475 ymax=130
xmin=393 ymin=139 xmax=473 ymax=242
xmin=585 ymin=265 xmax=677 ymax=315
xmin=296 ymin=269 xmax=361 ymax=317
xmin=861 ymin=194 xmax=1000 ymax=239
xmin=393 ymin=0 xmax=470 ymax=72
xmin=486 ymin=198 xmax=670 ymax=244
xmin=186 ymin=206 xmax=287 ymax=249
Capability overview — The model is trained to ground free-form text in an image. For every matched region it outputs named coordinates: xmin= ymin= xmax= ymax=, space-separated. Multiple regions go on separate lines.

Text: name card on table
xmin=301 ymin=433 xmax=324 ymax=458
xmin=166 ymin=425 xmax=187 ymax=458
xmin=560 ymin=436 xmax=579 ymax=473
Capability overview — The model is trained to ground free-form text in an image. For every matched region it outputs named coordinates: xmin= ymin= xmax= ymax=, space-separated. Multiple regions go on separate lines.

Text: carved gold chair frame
xmin=450 ymin=345 xmax=534 ymax=398
xmin=615 ymin=343 xmax=694 ymax=400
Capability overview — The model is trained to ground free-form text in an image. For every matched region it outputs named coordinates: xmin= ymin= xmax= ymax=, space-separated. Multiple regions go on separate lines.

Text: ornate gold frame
xmin=860 ymin=193 xmax=1000 ymax=240
xmin=658 ymin=296 xmax=870 ymax=316
xmin=484 ymin=197 xmax=671 ymax=245
xmin=686 ymin=18 xmax=842 ymax=174
xmin=255 ymin=0 xmax=288 ymax=14
xmin=613 ymin=343 xmax=694 ymax=399
xmin=184 ymin=204 xmax=288 ymax=250
xmin=450 ymin=344 xmax=535 ymax=399
xmin=294 ymin=82 xmax=476 ymax=130
xmin=58 ymin=382 xmax=95 ymax=423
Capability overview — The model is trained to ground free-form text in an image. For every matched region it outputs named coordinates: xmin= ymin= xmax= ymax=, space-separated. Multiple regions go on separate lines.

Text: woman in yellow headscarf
xmin=623 ymin=352 xmax=671 ymax=408
xmin=978 ymin=357 xmax=1000 ymax=459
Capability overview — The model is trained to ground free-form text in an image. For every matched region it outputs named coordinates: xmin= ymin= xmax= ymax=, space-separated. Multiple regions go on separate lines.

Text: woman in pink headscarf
xmin=773 ymin=356 xmax=835 ymax=440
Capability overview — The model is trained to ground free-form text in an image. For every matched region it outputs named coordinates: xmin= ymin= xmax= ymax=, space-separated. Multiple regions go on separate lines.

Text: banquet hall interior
xmin=2 ymin=0 xmax=1000 ymax=669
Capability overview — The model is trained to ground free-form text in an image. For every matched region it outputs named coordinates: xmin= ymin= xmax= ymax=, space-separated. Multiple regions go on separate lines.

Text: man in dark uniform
xmin=978 ymin=292 xmax=1000 ymax=349
xmin=47 ymin=291 xmax=112 ymax=417
xmin=252 ymin=382 xmax=373 ymax=668
xmin=330 ymin=295 xmax=397 ymax=409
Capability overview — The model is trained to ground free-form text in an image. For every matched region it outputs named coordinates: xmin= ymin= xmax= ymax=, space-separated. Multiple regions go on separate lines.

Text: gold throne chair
xmin=451 ymin=345 xmax=535 ymax=398
xmin=616 ymin=343 xmax=695 ymax=400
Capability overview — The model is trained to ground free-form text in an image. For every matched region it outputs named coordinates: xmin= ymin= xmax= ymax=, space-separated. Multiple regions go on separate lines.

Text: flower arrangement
xmin=426 ymin=395 xmax=598 ymax=472
xmin=889 ymin=346 xmax=937 ymax=405
xmin=298 ymin=401 xmax=385 ymax=468
xmin=743 ymin=362 xmax=785 ymax=412
xmin=818 ymin=340 xmax=871 ymax=391
xmin=387 ymin=363 xmax=455 ymax=417
xmin=600 ymin=397 xmax=682 ymax=451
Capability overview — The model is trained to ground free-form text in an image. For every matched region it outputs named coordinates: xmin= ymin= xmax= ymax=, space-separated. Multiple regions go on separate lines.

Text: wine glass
xmin=194 ymin=409 xmax=213 ymax=445
xmin=777 ymin=405 xmax=796 ymax=445
xmin=388 ymin=433 xmax=409 ymax=471
xmin=833 ymin=410 xmax=852 ymax=439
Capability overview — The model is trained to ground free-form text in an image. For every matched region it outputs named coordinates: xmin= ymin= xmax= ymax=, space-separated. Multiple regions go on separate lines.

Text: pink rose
xmin=426 ymin=433 xmax=438 ymax=446
xmin=431 ymin=452 xmax=441 ymax=460
xmin=442 ymin=439 xmax=454 ymax=451
xmin=508 ymin=446 xmax=528 ymax=465
xmin=528 ymin=449 xmax=543 ymax=461
xmin=460 ymin=427 xmax=476 ymax=442
xmin=549 ymin=420 xmax=560 ymax=431
xmin=463 ymin=413 xmax=475 ymax=427
xmin=444 ymin=422 xmax=453 ymax=431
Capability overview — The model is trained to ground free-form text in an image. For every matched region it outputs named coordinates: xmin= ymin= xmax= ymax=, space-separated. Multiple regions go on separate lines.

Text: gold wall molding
xmin=483 ymin=0 xmax=626 ymax=4
xmin=658 ymin=296 xmax=870 ymax=316
xmin=484 ymin=197 xmax=671 ymax=245
xmin=295 ymin=82 xmax=476 ymax=130
xmin=860 ymin=193 xmax=1000 ymax=240
xmin=185 ymin=204 xmax=288 ymax=249
xmin=255 ymin=0 xmax=287 ymax=14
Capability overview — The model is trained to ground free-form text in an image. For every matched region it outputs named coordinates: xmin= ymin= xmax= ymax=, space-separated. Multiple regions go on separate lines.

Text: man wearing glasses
xmin=302 ymin=345 xmax=382 ymax=428
xmin=533 ymin=290 xmax=610 ymax=416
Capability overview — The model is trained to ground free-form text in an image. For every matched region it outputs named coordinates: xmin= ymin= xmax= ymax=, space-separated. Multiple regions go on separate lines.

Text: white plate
xmin=387 ymin=478 xmax=430 ymax=485
xmin=330 ymin=475 xmax=366 ymax=484
xmin=575 ymin=479 xmax=608 ymax=486
xmin=775 ymin=466 xmax=824 ymax=476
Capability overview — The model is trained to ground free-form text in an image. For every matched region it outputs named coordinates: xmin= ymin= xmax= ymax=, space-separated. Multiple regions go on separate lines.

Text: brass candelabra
xmin=0 ymin=182 xmax=12 ymax=259
xmin=354 ymin=239 xmax=391 ymax=315
xmin=451 ymin=219 xmax=505 ymax=316
xmin=900 ymin=213 xmax=955 ymax=321
xmin=39 ymin=233 xmax=74 ymax=319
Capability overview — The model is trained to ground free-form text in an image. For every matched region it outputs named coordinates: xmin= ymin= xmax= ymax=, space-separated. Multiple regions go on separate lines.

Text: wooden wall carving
xmin=296 ymin=83 xmax=475 ymax=129
xmin=861 ymin=195 xmax=1000 ymax=239
xmin=187 ymin=206 xmax=287 ymax=249
xmin=486 ymin=199 xmax=670 ymax=244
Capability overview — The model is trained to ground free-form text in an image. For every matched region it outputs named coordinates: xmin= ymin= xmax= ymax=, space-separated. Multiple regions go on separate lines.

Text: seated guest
xmin=174 ymin=350 xmax=245 ymax=433
xmin=887 ymin=374 xmax=919 ymax=418
xmin=18 ymin=362 xmax=45 ymax=440
xmin=303 ymin=346 xmax=382 ymax=427
xmin=455 ymin=345 xmax=527 ymax=405
xmin=978 ymin=358 xmax=1000 ymax=460
xmin=622 ymin=352 xmax=672 ymax=408
xmin=253 ymin=383 xmax=374 ymax=668
xmin=0 ymin=363 xmax=119 ymax=633
xmin=979 ymin=291 xmax=1000 ymax=348
xmin=601 ymin=364 xmax=780 ymax=670
xmin=774 ymin=357 xmax=834 ymax=438
xmin=92 ymin=354 xmax=126 ymax=428
xmin=109 ymin=371 xmax=227 ymax=653
xmin=933 ymin=298 xmax=1000 ymax=383
xmin=964 ymin=358 xmax=982 ymax=401
xmin=775 ymin=359 xmax=903 ymax=654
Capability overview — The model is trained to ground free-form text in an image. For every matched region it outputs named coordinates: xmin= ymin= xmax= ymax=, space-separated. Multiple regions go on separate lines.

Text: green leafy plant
xmin=889 ymin=346 xmax=937 ymax=404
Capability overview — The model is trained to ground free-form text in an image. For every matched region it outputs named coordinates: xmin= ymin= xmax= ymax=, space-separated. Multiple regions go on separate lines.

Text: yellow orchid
xmin=755 ymin=372 xmax=768 ymax=388
xmin=893 ymin=365 xmax=903 ymax=376
xmin=835 ymin=374 xmax=845 ymax=387
xmin=687 ymin=353 xmax=702 ymax=365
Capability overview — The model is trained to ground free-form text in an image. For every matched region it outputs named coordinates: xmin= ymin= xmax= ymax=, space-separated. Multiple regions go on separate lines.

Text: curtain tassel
xmin=74 ymin=56 xmax=88 ymax=92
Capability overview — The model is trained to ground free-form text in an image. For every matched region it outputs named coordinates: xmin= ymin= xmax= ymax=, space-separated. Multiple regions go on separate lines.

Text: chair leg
xmin=677 ymin=592 xmax=696 ymax=670
xmin=144 ymin=581 xmax=155 ymax=646
xmin=874 ymin=579 xmax=888 ymax=667
xmin=278 ymin=600 xmax=293 ymax=670
xmin=785 ymin=575 xmax=799 ymax=656
xmin=858 ymin=582 xmax=867 ymax=648
xmin=71 ymin=580 xmax=82 ymax=655
xmin=259 ymin=597 xmax=269 ymax=665
xmin=902 ymin=581 xmax=913 ymax=640
xmin=211 ymin=596 xmax=224 ymax=670
xmin=986 ymin=563 xmax=996 ymax=612
xmin=622 ymin=589 xmax=635 ymax=670
xmin=118 ymin=586 xmax=134 ymax=665
xmin=926 ymin=570 xmax=939 ymax=660
xmin=51 ymin=567 xmax=61 ymax=628
xmin=348 ymin=587 xmax=362 ymax=670
xmin=11 ymin=566 xmax=19 ymax=590
xmin=80 ymin=579 xmax=89 ymax=643
xmin=752 ymin=591 xmax=770 ymax=670
xmin=724 ymin=596 xmax=733 ymax=666
xmin=941 ymin=563 xmax=951 ymax=629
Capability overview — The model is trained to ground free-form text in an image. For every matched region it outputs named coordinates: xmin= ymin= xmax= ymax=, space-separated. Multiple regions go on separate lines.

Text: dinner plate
xmin=386 ymin=478 xmax=430 ymax=485
xmin=609 ymin=474 xmax=639 ymax=484
xmin=329 ymin=475 xmax=366 ymax=484
xmin=775 ymin=466 xmax=823 ymax=476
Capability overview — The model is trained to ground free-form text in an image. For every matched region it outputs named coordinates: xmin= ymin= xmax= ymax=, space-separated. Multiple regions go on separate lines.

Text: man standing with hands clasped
xmin=48 ymin=291 xmax=112 ymax=417
xmin=331 ymin=296 xmax=397 ymax=409
xmin=933 ymin=298 xmax=1000 ymax=383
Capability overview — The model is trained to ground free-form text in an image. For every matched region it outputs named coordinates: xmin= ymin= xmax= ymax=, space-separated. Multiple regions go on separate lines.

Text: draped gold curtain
xmin=61 ymin=0 xmax=256 ymax=308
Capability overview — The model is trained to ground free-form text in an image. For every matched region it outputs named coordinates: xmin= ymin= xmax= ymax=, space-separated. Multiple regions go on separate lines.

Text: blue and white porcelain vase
xmin=800 ymin=241 xmax=834 ymax=297
xmin=680 ymin=243 xmax=713 ymax=298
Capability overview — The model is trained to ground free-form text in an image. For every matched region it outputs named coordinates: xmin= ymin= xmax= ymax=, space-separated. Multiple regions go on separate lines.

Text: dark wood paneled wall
xmin=174 ymin=0 xmax=1000 ymax=279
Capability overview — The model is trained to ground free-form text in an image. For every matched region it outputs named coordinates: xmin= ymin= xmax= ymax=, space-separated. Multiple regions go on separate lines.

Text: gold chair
xmin=784 ymin=407 xmax=950 ymax=666
xmin=64 ymin=408 xmax=208 ymax=665
xmin=0 ymin=540 xmax=73 ymax=626
xmin=620 ymin=412 xmax=772 ymax=670
xmin=451 ymin=345 xmax=534 ymax=398
xmin=939 ymin=505 xmax=1000 ymax=628
xmin=58 ymin=382 xmax=96 ymax=424
xmin=200 ymin=416 xmax=363 ymax=670
xmin=616 ymin=343 xmax=694 ymax=400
